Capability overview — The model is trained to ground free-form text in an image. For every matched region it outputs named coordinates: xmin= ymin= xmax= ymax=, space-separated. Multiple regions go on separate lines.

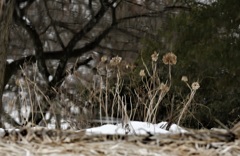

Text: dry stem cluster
xmin=4 ymin=52 xmax=200 ymax=129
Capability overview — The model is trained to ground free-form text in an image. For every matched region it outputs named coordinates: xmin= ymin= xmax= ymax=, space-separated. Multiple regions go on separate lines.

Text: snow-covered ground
xmin=0 ymin=120 xmax=187 ymax=137
xmin=86 ymin=121 xmax=187 ymax=135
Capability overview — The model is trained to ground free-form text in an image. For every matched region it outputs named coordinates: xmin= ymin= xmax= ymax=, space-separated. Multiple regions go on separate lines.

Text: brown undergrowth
xmin=0 ymin=122 xmax=240 ymax=156
xmin=6 ymin=51 xmax=201 ymax=129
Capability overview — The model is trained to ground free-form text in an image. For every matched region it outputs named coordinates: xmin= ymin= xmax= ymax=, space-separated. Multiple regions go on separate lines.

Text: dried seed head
xmin=101 ymin=55 xmax=108 ymax=63
xmin=181 ymin=76 xmax=188 ymax=82
xmin=160 ymin=83 xmax=169 ymax=93
xmin=162 ymin=52 xmax=177 ymax=65
xmin=139 ymin=69 xmax=146 ymax=77
xmin=151 ymin=51 xmax=159 ymax=62
xmin=110 ymin=56 xmax=122 ymax=66
xmin=191 ymin=82 xmax=200 ymax=90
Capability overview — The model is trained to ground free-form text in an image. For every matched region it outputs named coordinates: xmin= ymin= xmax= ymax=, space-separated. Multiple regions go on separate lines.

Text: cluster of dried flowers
xmin=181 ymin=76 xmax=200 ymax=91
xmin=150 ymin=51 xmax=177 ymax=65
xmin=139 ymin=52 xmax=177 ymax=77
xmin=140 ymin=51 xmax=200 ymax=91
xmin=109 ymin=56 xmax=122 ymax=66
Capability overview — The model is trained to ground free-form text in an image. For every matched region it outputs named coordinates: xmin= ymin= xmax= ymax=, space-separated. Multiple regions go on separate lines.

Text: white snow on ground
xmin=44 ymin=119 xmax=187 ymax=135
xmin=0 ymin=121 xmax=187 ymax=137
xmin=86 ymin=121 xmax=187 ymax=135
xmin=0 ymin=129 xmax=6 ymax=137
xmin=46 ymin=119 xmax=73 ymax=130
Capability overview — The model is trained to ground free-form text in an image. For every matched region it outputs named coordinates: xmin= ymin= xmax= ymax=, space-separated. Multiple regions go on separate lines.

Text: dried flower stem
xmin=141 ymin=55 xmax=151 ymax=77
xmin=177 ymin=89 xmax=196 ymax=125
xmin=168 ymin=64 xmax=172 ymax=87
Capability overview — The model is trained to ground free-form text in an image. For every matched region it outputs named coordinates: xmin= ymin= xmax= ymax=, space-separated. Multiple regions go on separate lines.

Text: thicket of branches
xmin=2 ymin=0 xmax=238 ymax=129
xmin=0 ymin=0 xmax=190 ymax=127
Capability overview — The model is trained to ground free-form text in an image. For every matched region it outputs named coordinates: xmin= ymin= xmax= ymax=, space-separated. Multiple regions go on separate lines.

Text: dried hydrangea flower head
xmin=110 ymin=56 xmax=122 ymax=66
xmin=139 ymin=69 xmax=146 ymax=77
xmin=162 ymin=52 xmax=177 ymax=65
xmin=191 ymin=82 xmax=200 ymax=91
xmin=160 ymin=83 xmax=170 ymax=93
xmin=101 ymin=55 xmax=108 ymax=63
xmin=151 ymin=51 xmax=159 ymax=62
xmin=181 ymin=76 xmax=188 ymax=82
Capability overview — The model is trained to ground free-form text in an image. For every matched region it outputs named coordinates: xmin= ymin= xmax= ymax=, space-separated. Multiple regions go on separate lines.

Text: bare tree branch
xmin=13 ymin=5 xmax=50 ymax=81
xmin=50 ymin=0 xmax=115 ymax=87
xmin=43 ymin=0 xmax=65 ymax=50
xmin=117 ymin=5 xmax=191 ymax=23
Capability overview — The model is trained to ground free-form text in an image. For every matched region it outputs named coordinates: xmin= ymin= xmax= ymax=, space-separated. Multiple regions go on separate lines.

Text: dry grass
xmin=4 ymin=51 xmax=202 ymax=129
xmin=0 ymin=124 xmax=240 ymax=156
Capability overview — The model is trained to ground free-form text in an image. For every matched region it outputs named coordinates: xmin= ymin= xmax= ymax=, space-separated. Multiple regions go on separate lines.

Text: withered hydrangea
xmin=181 ymin=76 xmax=188 ymax=82
xmin=191 ymin=82 xmax=200 ymax=91
xmin=101 ymin=55 xmax=108 ymax=63
xmin=151 ymin=51 xmax=159 ymax=62
xmin=139 ymin=69 xmax=146 ymax=77
xmin=160 ymin=83 xmax=169 ymax=93
xmin=162 ymin=52 xmax=177 ymax=65
xmin=110 ymin=56 xmax=122 ymax=66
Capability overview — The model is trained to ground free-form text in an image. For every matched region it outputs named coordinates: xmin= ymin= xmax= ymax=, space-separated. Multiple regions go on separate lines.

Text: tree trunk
xmin=0 ymin=0 xmax=14 ymax=127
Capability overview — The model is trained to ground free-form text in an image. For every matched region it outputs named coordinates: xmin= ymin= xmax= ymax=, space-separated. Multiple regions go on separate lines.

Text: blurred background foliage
xmin=140 ymin=0 xmax=240 ymax=128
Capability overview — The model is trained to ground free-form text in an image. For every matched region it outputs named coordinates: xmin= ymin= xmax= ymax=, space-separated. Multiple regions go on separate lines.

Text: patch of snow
xmin=21 ymin=106 xmax=31 ymax=117
xmin=9 ymin=110 xmax=20 ymax=124
xmin=0 ymin=129 xmax=5 ymax=137
xmin=196 ymin=0 xmax=217 ymax=5
xmin=19 ymin=1 xmax=28 ymax=9
xmin=4 ymin=84 xmax=9 ymax=90
xmin=47 ymin=119 xmax=71 ymax=130
xmin=86 ymin=121 xmax=187 ymax=135
xmin=48 ymin=75 xmax=53 ymax=82
xmin=0 ymin=128 xmax=20 ymax=136
xmin=7 ymin=59 xmax=14 ymax=64
xmin=45 ymin=112 xmax=51 ymax=120
xmin=48 ymin=32 xmax=55 ymax=39
xmin=0 ymin=120 xmax=187 ymax=137
xmin=158 ymin=121 xmax=188 ymax=133
xmin=70 ymin=106 xmax=80 ymax=114
xmin=87 ymin=124 xmax=124 ymax=135
xmin=19 ymin=91 xmax=28 ymax=100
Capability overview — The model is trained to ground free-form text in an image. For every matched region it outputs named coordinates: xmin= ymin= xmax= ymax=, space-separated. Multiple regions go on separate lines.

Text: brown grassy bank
xmin=0 ymin=124 xmax=239 ymax=156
